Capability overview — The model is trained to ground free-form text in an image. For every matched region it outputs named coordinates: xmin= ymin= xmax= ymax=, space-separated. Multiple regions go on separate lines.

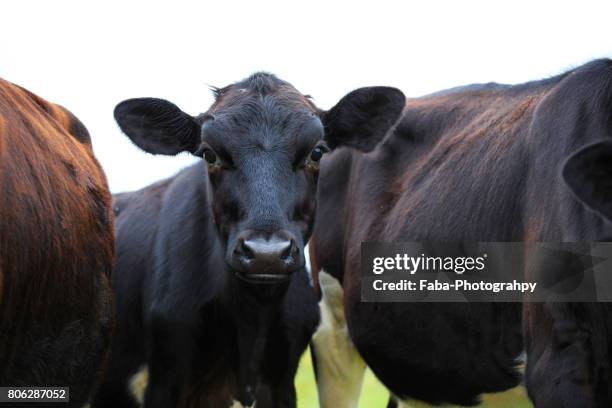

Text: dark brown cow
xmin=310 ymin=59 xmax=612 ymax=407
xmin=559 ymin=140 xmax=612 ymax=408
xmin=0 ymin=79 xmax=114 ymax=406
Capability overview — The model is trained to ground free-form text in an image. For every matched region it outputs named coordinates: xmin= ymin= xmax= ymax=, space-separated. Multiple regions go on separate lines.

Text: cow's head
xmin=114 ymin=73 xmax=405 ymax=283
xmin=563 ymin=139 xmax=612 ymax=221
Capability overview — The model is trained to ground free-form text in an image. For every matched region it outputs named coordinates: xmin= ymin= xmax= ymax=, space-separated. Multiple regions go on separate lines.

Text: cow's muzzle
xmin=230 ymin=230 xmax=302 ymax=284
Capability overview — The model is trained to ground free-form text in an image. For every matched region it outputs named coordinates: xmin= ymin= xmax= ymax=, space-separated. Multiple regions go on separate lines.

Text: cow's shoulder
xmin=112 ymin=170 xmax=182 ymax=245
xmin=112 ymin=176 xmax=178 ymax=300
xmin=153 ymin=162 xmax=211 ymax=230
xmin=114 ymin=162 xmax=213 ymax=265
xmin=113 ymin=176 xmax=173 ymax=217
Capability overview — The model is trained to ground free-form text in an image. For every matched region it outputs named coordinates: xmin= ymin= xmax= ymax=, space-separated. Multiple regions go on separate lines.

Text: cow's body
xmin=311 ymin=59 xmax=612 ymax=406
xmin=93 ymin=163 xmax=320 ymax=408
xmin=88 ymin=72 xmax=406 ymax=408
xmin=0 ymin=79 xmax=114 ymax=406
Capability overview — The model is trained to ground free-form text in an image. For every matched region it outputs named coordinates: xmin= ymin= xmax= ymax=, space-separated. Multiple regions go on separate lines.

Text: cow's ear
xmin=563 ymin=140 xmax=612 ymax=220
xmin=114 ymin=98 xmax=200 ymax=155
xmin=321 ymin=87 xmax=405 ymax=152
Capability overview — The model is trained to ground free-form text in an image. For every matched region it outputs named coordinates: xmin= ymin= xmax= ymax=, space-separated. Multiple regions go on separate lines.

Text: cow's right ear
xmin=563 ymin=140 xmax=612 ymax=221
xmin=321 ymin=87 xmax=405 ymax=152
xmin=114 ymin=98 xmax=201 ymax=155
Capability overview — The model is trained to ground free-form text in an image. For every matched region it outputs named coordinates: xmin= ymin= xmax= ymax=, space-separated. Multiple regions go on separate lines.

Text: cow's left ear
xmin=322 ymin=87 xmax=405 ymax=152
xmin=563 ymin=140 xmax=612 ymax=221
xmin=114 ymin=98 xmax=201 ymax=155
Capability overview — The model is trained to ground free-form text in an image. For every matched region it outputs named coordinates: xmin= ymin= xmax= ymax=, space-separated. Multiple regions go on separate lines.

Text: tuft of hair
xmin=209 ymin=85 xmax=223 ymax=99
xmin=211 ymin=72 xmax=290 ymax=100
xmin=242 ymin=72 xmax=288 ymax=94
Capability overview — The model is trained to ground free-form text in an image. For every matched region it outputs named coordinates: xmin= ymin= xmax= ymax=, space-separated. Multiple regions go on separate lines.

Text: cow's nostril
xmin=280 ymin=240 xmax=294 ymax=261
xmin=236 ymin=238 xmax=255 ymax=260
xmin=281 ymin=244 xmax=293 ymax=261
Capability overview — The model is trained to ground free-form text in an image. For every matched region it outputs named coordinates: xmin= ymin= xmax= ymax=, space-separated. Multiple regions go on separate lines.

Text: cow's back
xmin=0 ymin=78 xmax=114 ymax=403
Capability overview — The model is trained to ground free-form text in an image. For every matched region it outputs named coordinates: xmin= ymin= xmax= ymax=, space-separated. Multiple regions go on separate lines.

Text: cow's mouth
xmin=234 ymin=272 xmax=294 ymax=284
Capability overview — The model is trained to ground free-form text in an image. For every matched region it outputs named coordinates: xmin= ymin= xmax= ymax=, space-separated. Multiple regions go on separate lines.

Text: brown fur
xmin=0 ymin=78 xmax=114 ymax=405
xmin=312 ymin=59 xmax=612 ymax=406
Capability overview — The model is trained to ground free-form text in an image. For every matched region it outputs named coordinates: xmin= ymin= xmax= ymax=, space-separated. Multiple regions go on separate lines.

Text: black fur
xmin=92 ymin=73 xmax=404 ymax=407
xmin=563 ymin=140 xmax=612 ymax=221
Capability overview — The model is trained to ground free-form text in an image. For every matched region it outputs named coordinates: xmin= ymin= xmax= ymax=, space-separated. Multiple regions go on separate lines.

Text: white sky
xmin=2 ymin=1 xmax=611 ymax=193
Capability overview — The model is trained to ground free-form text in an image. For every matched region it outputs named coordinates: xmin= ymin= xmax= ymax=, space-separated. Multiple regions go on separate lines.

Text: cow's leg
xmin=255 ymin=381 xmax=296 ymax=408
xmin=312 ymin=270 xmax=367 ymax=408
xmin=91 ymin=270 xmax=146 ymax=408
xmin=90 ymin=333 xmax=144 ymax=408
xmin=142 ymin=316 xmax=190 ymax=408
xmin=254 ymin=343 xmax=300 ymax=408
xmin=92 ymin=373 xmax=141 ymax=408
xmin=143 ymin=364 xmax=181 ymax=408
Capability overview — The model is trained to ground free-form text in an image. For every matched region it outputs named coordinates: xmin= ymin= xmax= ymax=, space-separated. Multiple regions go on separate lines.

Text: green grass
xmin=295 ymin=348 xmax=533 ymax=408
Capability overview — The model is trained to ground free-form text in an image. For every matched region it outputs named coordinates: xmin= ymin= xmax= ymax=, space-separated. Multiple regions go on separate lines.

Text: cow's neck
xmin=223 ymin=277 xmax=288 ymax=406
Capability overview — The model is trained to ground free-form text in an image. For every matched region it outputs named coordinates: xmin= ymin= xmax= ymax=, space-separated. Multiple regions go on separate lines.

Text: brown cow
xmin=310 ymin=59 xmax=612 ymax=407
xmin=0 ymin=79 xmax=114 ymax=406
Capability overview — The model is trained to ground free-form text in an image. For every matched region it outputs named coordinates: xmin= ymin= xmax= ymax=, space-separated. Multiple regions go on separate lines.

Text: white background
xmin=1 ymin=1 xmax=611 ymax=193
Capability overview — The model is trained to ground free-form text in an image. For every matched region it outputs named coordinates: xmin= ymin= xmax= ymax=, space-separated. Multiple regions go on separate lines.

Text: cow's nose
xmin=232 ymin=232 xmax=301 ymax=283
xmin=242 ymin=237 xmax=292 ymax=264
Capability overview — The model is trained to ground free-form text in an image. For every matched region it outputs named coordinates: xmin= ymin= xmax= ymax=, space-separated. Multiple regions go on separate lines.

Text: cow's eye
xmin=203 ymin=148 xmax=218 ymax=165
xmin=310 ymin=146 xmax=325 ymax=162
xmin=196 ymin=142 xmax=232 ymax=170
xmin=304 ymin=143 xmax=329 ymax=171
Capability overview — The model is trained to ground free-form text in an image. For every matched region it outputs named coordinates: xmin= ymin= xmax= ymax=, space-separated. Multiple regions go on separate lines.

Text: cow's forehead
xmin=199 ymin=72 xmax=320 ymax=151
xmin=211 ymin=93 xmax=314 ymax=126
xmin=209 ymin=72 xmax=316 ymax=112
xmin=201 ymin=95 xmax=321 ymax=154
xmin=211 ymin=86 xmax=314 ymax=114
xmin=204 ymin=109 xmax=320 ymax=152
